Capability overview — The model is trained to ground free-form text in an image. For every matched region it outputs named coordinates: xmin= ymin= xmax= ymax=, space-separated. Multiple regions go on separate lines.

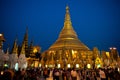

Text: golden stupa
xmin=49 ymin=6 xmax=89 ymax=51
xmin=41 ymin=6 xmax=102 ymax=68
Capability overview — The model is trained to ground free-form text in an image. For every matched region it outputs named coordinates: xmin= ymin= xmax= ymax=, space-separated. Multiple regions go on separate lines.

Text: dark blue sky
xmin=0 ymin=0 xmax=120 ymax=52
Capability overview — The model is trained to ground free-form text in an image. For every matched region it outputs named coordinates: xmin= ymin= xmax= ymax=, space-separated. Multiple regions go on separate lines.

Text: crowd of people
xmin=0 ymin=67 xmax=120 ymax=80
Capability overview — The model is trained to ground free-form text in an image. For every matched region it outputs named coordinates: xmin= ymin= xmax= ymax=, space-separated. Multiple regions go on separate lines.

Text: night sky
xmin=0 ymin=0 xmax=120 ymax=53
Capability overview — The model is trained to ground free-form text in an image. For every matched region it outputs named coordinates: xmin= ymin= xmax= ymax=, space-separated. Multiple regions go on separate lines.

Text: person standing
xmin=53 ymin=68 xmax=60 ymax=80
xmin=71 ymin=68 xmax=77 ymax=80
xmin=99 ymin=68 xmax=106 ymax=80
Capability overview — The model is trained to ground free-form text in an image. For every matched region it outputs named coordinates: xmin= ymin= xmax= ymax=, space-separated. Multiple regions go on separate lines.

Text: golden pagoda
xmin=41 ymin=6 xmax=95 ymax=68
xmin=49 ymin=6 xmax=89 ymax=50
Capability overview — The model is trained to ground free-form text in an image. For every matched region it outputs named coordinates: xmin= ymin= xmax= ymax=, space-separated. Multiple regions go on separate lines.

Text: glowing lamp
xmin=113 ymin=47 xmax=116 ymax=50
xmin=67 ymin=64 xmax=70 ymax=68
xmin=109 ymin=47 xmax=112 ymax=50
xmin=33 ymin=48 xmax=37 ymax=53
xmin=34 ymin=61 xmax=39 ymax=68
xmin=118 ymin=68 xmax=120 ymax=72
xmin=58 ymin=64 xmax=61 ymax=68
xmin=0 ymin=34 xmax=2 ymax=36
xmin=97 ymin=64 xmax=101 ymax=68
xmin=76 ymin=64 xmax=79 ymax=68
xmin=39 ymin=64 xmax=41 ymax=67
xmin=87 ymin=64 xmax=91 ymax=69
xmin=45 ymin=65 xmax=48 ymax=68
xmin=1 ymin=71 xmax=4 ymax=75
xmin=4 ymin=64 xmax=8 ymax=67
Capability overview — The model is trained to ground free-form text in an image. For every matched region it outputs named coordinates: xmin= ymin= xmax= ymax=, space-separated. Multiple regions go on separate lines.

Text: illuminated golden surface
xmin=49 ymin=5 xmax=89 ymax=50
xmin=41 ymin=6 xmax=119 ymax=68
xmin=33 ymin=46 xmax=41 ymax=53
xmin=41 ymin=6 xmax=91 ymax=68
xmin=33 ymin=48 xmax=37 ymax=53
xmin=106 ymin=52 xmax=110 ymax=58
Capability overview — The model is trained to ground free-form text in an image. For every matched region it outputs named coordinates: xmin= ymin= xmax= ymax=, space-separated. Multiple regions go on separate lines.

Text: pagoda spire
xmin=6 ymin=44 xmax=10 ymax=54
xmin=49 ymin=5 xmax=89 ymax=50
xmin=12 ymin=38 xmax=18 ymax=54
xmin=64 ymin=5 xmax=71 ymax=24
xmin=23 ymin=27 xmax=28 ymax=42
xmin=20 ymin=42 xmax=25 ymax=54
xmin=23 ymin=27 xmax=29 ymax=57
xmin=23 ymin=26 xmax=28 ymax=46
xmin=29 ymin=40 xmax=33 ymax=57
xmin=60 ymin=5 xmax=77 ymax=38
xmin=61 ymin=5 xmax=76 ymax=38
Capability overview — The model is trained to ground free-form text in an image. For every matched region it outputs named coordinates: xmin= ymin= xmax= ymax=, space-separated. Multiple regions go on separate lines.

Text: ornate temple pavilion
xmin=41 ymin=6 xmax=103 ymax=68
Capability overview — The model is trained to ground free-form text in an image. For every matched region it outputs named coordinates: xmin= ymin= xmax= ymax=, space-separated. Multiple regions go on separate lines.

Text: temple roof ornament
xmin=49 ymin=6 xmax=89 ymax=50
xmin=20 ymin=42 xmax=25 ymax=54
xmin=12 ymin=38 xmax=18 ymax=54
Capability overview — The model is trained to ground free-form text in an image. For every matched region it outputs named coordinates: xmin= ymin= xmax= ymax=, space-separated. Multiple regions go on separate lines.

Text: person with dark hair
xmin=2 ymin=69 xmax=14 ymax=80
xmin=113 ymin=68 xmax=120 ymax=80
xmin=71 ymin=68 xmax=77 ymax=80
xmin=99 ymin=68 xmax=106 ymax=80
xmin=53 ymin=68 xmax=60 ymax=80
xmin=43 ymin=68 xmax=49 ymax=79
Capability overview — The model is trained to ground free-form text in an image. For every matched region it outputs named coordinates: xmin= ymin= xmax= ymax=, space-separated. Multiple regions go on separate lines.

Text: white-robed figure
xmin=18 ymin=42 xmax=27 ymax=69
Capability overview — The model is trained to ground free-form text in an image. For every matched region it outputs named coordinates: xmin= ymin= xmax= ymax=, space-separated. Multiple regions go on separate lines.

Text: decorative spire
xmin=12 ymin=38 xmax=18 ymax=54
xmin=49 ymin=5 xmax=89 ymax=50
xmin=29 ymin=40 xmax=33 ymax=56
xmin=23 ymin=27 xmax=29 ymax=57
xmin=23 ymin=27 xmax=28 ymax=44
xmin=20 ymin=42 xmax=25 ymax=54
xmin=60 ymin=5 xmax=75 ymax=38
xmin=63 ymin=5 xmax=73 ymax=30
xmin=65 ymin=5 xmax=71 ymax=21
xmin=6 ymin=44 xmax=10 ymax=54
